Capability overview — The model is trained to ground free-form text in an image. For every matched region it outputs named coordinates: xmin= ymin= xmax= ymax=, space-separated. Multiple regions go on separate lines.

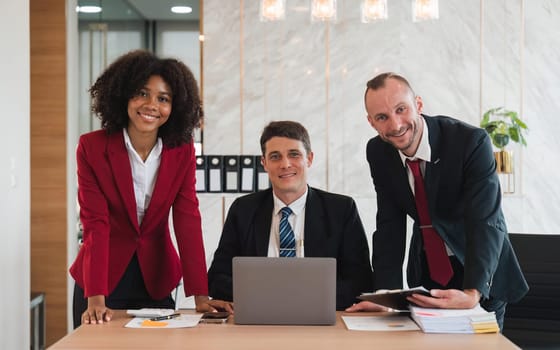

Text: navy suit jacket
xmin=208 ymin=187 xmax=373 ymax=310
xmin=366 ymin=115 xmax=528 ymax=302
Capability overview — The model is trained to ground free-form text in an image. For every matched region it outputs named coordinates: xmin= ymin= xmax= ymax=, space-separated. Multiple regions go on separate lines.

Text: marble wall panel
xmin=202 ymin=0 xmax=560 ymax=244
xmin=398 ymin=0 xmax=480 ymax=125
xmin=240 ymin=1 xmax=268 ymax=155
xmin=522 ymin=0 xmax=560 ymax=232
xmin=329 ymin=0 xmax=402 ymax=197
xmin=203 ymin=0 xmax=242 ymax=154
xmin=481 ymin=0 xmax=522 ymax=113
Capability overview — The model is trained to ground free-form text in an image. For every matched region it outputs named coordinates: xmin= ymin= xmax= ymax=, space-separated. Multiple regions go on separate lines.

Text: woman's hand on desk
xmin=194 ymin=295 xmax=234 ymax=314
xmin=345 ymin=301 xmax=389 ymax=312
xmin=82 ymin=295 xmax=113 ymax=325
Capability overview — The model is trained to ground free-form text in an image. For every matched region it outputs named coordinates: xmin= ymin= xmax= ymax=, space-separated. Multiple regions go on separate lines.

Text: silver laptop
xmin=232 ymin=257 xmax=336 ymax=325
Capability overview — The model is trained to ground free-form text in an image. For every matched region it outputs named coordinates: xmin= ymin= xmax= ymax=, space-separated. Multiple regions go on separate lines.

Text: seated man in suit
xmin=208 ymin=120 xmax=373 ymax=310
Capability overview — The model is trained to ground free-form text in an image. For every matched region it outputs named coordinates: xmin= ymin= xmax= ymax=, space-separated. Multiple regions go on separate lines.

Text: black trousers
xmin=73 ymin=254 xmax=175 ymax=328
xmin=420 ymin=254 xmax=507 ymax=331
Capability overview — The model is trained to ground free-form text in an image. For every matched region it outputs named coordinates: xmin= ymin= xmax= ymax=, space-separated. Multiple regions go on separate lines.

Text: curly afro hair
xmin=89 ymin=50 xmax=203 ymax=147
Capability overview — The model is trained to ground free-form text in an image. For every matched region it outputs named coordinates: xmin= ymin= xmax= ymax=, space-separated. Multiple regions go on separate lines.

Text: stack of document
xmin=409 ymin=304 xmax=499 ymax=334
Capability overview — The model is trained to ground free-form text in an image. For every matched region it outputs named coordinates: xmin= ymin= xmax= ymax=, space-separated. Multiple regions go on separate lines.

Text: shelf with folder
xmin=195 ymin=155 xmax=207 ymax=193
xmin=207 ymin=155 xmax=223 ymax=193
xmin=239 ymin=155 xmax=256 ymax=193
xmin=194 ymin=155 xmax=269 ymax=193
xmin=256 ymin=156 xmax=270 ymax=191
xmin=223 ymin=155 xmax=240 ymax=193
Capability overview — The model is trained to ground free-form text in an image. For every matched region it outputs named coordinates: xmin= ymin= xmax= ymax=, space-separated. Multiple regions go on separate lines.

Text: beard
xmin=379 ymin=116 xmax=421 ymax=155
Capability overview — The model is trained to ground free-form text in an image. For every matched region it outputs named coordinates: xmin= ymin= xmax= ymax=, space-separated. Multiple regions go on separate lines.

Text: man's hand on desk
xmin=195 ymin=295 xmax=234 ymax=314
xmin=344 ymin=301 xmax=390 ymax=312
xmin=406 ymin=288 xmax=481 ymax=309
xmin=82 ymin=295 xmax=113 ymax=325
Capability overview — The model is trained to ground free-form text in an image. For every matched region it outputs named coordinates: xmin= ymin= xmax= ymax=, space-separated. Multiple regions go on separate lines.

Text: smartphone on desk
xmin=200 ymin=311 xmax=230 ymax=324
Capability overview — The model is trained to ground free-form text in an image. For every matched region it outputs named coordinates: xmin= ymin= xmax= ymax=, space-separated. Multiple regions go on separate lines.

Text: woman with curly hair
xmin=70 ymin=50 xmax=232 ymax=327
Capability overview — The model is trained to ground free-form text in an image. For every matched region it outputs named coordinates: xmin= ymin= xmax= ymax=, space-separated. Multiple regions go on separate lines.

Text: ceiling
xmin=78 ymin=0 xmax=200 ymax=21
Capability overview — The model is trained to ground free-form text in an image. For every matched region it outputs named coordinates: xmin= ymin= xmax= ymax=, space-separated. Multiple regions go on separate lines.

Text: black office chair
xmin=503 ymin=233 xmax=560 ymax=350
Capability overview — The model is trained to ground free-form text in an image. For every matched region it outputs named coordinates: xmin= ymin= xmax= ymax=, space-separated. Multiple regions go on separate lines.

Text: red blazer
xmin=69 ymin=129 xmax=208 ymax=300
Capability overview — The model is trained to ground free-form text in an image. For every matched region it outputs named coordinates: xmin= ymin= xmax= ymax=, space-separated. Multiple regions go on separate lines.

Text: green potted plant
xmin=480 ymin=107 xmax=528 ymax=173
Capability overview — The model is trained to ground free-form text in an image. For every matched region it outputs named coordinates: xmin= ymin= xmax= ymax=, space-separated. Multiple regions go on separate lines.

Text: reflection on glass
xmin=76 ymin=5 xmax=102 ymax=13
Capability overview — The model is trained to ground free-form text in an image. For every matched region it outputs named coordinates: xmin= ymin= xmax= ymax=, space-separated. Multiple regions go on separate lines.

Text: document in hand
xmin=409 ymin=304 xmax=499 ymax=334
xmin=358 ymin=286 xmax=430 ymax=311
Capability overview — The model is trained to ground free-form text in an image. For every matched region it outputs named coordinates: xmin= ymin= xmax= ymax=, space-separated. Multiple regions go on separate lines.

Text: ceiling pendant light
xmin=260 ymin=0 xmax=286 ymax=21
xmin=361 ymin=0 xmax=388 ymax=23
xmin=310 ymin=0 xmax=337 ymax=22
xmin=412 ymin=0 xmax=439 ymax=22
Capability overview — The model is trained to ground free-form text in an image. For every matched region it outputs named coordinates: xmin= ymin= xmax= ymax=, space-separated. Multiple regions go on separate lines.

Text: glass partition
xmin=77 ymin=0 xmax=202 ymax=152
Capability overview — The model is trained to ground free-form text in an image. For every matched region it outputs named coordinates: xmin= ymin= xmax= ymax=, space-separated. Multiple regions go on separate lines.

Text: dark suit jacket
xmin=69 ymin=129 xmax=208 ymax=300
xmin=366 ymin=114 xmax=528 ymax=303
xmin=208 ymin=187 xmax=373 ymax=310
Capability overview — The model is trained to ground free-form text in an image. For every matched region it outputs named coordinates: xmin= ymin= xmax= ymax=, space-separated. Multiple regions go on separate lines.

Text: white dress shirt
xmin=398 ymin=117 xmax=431 ymax=192
xmin=397 ymin=118 xmax=453 ymax=256
xmin=122 ymin=128 xmax=163 ymax=226
xmin=267 ymin=187 xmax=308 ymax=258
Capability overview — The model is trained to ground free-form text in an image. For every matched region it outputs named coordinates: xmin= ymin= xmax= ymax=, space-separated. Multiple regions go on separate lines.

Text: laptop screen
xmin=232 ymin=257 xmax=336 ymax=325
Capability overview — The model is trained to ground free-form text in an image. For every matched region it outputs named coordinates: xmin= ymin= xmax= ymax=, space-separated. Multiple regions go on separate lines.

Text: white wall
xmin=201 ymin=0 xmax=560 ymax=240
xmin=0 ymin=0 xmax=30 ymax=349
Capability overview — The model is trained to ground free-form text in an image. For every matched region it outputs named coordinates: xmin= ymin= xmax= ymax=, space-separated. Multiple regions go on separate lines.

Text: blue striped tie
xmin=279 ymin=207 xmax=296 ymax=257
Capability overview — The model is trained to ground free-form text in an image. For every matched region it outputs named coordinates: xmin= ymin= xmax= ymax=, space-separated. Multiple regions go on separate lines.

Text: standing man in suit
xmin=208 ymin=121 xmax=373 ymax=310
xmin=346 ymin=72 xmax=528 ymax=329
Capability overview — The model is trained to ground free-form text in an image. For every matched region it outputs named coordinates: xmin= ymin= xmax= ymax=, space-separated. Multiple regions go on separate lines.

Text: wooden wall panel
xmin=30 ymin=0 xmax=67 ymax=346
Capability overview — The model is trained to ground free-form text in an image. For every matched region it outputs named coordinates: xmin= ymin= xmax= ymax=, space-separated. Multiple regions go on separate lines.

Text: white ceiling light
xmin=171 ymin=6 xmax=193 ymax=14
xmin=76 ymin=5 xmax=102 ymax=14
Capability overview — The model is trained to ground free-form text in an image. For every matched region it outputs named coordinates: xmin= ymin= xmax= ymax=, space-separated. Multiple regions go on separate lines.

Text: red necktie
xmin=406 ymin=159 xmax=454 ymax=286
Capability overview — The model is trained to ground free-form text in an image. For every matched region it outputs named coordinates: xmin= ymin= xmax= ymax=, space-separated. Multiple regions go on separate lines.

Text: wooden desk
xmin=49 ymin=311 xmax=519 ymax=350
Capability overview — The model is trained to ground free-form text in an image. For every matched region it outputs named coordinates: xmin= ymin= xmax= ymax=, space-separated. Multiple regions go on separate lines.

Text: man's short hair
xmin=364 ymin=72 xmax=416 ymax=103
xmin=260 ymin=121 xmax=312 ymax=155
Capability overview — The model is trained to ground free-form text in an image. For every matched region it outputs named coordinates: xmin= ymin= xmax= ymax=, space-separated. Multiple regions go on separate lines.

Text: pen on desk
xmin=150 ymin=313 xmax=181 ymax=321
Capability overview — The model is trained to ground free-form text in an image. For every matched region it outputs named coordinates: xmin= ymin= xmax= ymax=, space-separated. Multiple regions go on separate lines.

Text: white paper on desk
xmin=342 ymin=316 xmax=420 ymax=331
xmin=125 ymin=314 xmax=202 ymax=329
xmin=126 ymin=308 xmax=175 ymax=318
